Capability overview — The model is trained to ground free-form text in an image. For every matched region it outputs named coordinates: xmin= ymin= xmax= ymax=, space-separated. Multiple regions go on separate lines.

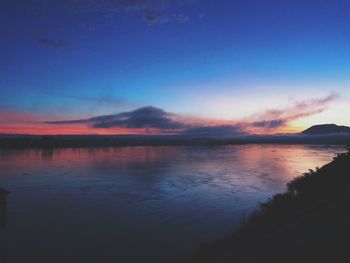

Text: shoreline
xmin=1 ymin=135 xmax=350 ymax=149
xmin=184 ymin=148 xmax=350 ymax=263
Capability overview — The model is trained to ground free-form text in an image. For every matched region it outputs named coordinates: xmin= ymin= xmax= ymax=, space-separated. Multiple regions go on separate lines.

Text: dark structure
xmin=0 ymin=188 xmax=9 ymax=230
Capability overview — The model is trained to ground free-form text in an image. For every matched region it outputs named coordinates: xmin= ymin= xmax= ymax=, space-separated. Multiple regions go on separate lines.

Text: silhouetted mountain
xmin=302 ymin=124 xmax=350 ymax=135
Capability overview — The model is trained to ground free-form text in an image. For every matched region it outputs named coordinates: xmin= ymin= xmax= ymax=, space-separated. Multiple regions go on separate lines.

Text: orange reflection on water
xmin=0 ymin=145 xmax=339 ymax=184
xmin=0 ymin=144 xmax=343 ymax=263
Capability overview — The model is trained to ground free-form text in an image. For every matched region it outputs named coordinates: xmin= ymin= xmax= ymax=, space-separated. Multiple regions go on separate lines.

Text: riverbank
xmin=185 ymin=148 xmax=350 ymax=263
xmin=1 ymin=133 xmax=350 ymax=149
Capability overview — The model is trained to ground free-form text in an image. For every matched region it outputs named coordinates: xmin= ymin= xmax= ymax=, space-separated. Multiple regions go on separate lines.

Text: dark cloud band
xmin=45 ymin=94 xmax=337 ymax=136
xmin=46 ymin=106 xmax=187 ymax=130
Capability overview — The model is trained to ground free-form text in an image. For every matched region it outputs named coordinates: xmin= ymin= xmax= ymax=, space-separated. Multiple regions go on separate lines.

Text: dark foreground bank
xmin=184 ymin=148 xmax=350 ymax=263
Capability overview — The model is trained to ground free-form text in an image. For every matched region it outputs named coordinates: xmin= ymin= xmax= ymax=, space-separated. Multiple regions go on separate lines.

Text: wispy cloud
xmin=247 ymin=94 xmax=338 ymax=130
xmin=42 ymin=94 xmax=338 ymax=136
xmin=41 ymin=91 xmax=130 ymax=108
xmin=67 ymin=0 xmax=183 ymax=12
xmin=143 ymin=12 xmax=170 ymax=24
xmin=36 ymin=37 xmax=68 ymax=48
xmin=60 ymin=0 xmax=195 ymax=25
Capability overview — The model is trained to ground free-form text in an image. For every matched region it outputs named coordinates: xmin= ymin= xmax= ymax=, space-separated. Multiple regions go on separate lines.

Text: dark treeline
xmin=0 ymin=136 xmax=247 ymax=148
xmin=1 ymin=134 xmax=350 ymax=149
xmin=184 ymin=148 xmax=350 ymax=263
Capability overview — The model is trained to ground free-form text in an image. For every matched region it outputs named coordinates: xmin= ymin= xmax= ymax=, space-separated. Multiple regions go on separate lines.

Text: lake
xmin=0 ymin=144 xmax=343 ymax=262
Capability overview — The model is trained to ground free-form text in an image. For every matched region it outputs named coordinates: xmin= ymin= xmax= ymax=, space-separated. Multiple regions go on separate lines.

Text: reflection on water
xmin=0 ymin=145 xmax=343 ymax=263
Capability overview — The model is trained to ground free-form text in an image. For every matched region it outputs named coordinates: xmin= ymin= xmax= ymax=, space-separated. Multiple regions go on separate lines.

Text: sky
xmin=1 ymin=0 xmax=350 ymax=135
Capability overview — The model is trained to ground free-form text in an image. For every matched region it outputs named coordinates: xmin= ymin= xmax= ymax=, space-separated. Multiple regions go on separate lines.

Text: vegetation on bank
xmin=185 ymin=147 xmax=350 ymax=263
xmin=0 ymin=136 xmax=235 ymax=148
xmin=1 ymin=134 xmax=350 ymax=149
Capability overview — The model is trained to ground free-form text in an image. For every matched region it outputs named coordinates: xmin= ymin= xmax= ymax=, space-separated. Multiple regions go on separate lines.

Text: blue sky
xmin=1 ymin=0 xmax=350 ymax=134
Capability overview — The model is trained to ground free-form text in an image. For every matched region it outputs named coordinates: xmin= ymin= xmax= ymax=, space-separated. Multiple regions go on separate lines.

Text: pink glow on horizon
xmin=0 ymin=107 xmax=317 ymax=136
xmin=0 ymin=123 xmax=166 ymax=135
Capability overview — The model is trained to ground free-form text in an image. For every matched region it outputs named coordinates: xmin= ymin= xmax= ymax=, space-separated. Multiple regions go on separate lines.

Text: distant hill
xmin=302 ymin=124 xmax=350 ymax=135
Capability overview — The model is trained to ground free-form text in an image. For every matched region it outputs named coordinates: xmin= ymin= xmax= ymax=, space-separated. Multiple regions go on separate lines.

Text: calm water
xmin=0 ymin=144 xmax=343 ymax=262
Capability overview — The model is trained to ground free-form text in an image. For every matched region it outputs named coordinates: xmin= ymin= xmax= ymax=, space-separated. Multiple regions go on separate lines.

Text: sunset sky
xmin=1 ymin=0 xmax=350 ymax=135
